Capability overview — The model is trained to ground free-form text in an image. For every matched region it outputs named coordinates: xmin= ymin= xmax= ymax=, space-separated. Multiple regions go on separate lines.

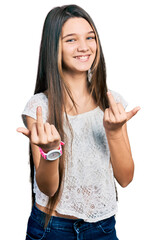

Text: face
xmin=61 ymin=17 xmax=97 ymax=74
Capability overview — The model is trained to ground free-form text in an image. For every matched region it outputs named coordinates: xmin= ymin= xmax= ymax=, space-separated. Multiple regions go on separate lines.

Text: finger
xmin=36 ymin=106 xmax=44 ymax=137
xmin=107 ymin=91 xmax=119 ymax=115
xmin=108 ymin=109 xmax=116 ymax=122
xmin=51 ymin=125 xmax=61 ymax=142
xmin=44 ymin=122 xmax=54 ymax=142
xmin=16 ymin=127 xmax=30 ymax=138
xmin=127 ymin=106 xmax=141 ymax=121
xmin=31 ymin=123 xmax=39 ymax=144
xmin=104 ymin=108 xmax=110 ymax=122
xmin=117 ymin=103 xmax=125 ymax=114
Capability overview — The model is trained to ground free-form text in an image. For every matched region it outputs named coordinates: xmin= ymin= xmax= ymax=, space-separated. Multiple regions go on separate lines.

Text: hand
xmin=103 ymin=91 xmax=140 ymax=134
xmin=17 ymin=106 xmax=61 ymax=152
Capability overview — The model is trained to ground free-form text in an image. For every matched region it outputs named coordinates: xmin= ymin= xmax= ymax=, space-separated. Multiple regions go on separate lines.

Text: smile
xmin=74 ymin=55 xmax=90 ymax=62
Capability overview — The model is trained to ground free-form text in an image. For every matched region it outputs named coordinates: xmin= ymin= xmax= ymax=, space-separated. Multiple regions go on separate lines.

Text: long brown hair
xmin=29 ymin=4 xmax=109 ymax=224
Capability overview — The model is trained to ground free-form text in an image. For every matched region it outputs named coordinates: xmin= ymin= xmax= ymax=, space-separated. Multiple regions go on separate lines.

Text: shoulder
xmin=109 ymin=89 xmax=128 ymax=109
xmin=25 ymin=92 xmax=48 ymax=110
xmin=22 ymin=92 xmax=48 ymax=127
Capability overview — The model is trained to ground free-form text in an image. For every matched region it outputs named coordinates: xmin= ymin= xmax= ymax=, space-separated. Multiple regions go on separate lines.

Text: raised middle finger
xmin=107 ymin=91 xmax=119 ymax=116
xmin=36 ymin=106 xmax=45 ymax=137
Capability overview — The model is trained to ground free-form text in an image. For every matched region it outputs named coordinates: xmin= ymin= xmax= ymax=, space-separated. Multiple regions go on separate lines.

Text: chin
xmin=63 ymin=61 xmax=93 ymax=74
xmin=74 ymin=63 xmax=93 ymax=72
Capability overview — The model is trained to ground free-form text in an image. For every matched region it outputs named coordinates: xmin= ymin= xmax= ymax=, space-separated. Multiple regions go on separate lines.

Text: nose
xmin=77 ymin=39 xmax=89 ymax=52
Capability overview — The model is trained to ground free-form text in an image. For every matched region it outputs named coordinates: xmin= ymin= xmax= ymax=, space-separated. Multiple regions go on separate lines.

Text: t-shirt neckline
xmin=65 ymin=106 xmax=100 ymax=119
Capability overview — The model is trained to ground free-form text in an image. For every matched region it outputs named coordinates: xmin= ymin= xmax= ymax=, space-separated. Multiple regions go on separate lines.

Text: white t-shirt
xmin=22 ymin=90 xmax=127 ymax=222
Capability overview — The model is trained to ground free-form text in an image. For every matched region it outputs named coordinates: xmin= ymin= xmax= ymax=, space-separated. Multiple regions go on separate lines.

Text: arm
xmin=106 ymin=124 xmax=134 ymax=187
xmin=17 ymin=107 xmax=60 ymax=197
xmin=103 ymin=92 xmax=140 ymax=187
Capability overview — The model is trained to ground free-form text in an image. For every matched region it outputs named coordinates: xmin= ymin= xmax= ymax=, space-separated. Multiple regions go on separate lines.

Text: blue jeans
xmin=26 ymin=204 xmax=119 ymax=240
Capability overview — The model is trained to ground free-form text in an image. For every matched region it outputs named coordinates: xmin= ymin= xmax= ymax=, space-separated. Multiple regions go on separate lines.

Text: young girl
xmin=17 ymin=4 xmax=140 ymax=240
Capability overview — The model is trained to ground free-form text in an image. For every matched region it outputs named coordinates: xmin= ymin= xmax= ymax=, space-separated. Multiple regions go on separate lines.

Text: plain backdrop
xmin=1 ymin=0 xmax=157 ymax=239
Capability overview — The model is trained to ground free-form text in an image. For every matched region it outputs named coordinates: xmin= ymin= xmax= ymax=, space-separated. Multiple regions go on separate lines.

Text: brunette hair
xmin=29 ymin=4 xmax=109 ymax=224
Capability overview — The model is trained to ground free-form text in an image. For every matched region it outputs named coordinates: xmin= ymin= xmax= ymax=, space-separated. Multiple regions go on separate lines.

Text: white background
xmin=1 ymin=0 xmax=157 ymax=239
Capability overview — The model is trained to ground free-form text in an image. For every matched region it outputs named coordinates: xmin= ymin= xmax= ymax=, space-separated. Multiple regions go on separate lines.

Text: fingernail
xmin=37 ymin=106 xmax=41 ymax=112
xmin=16 ymin=128 xmax=21 ymax=132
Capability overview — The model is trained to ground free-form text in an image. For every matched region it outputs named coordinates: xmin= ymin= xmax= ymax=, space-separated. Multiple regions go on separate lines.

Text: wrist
xmin=105 ymin=128 xmax=123 ymax=140
xmin=41 ymin=145 xmax=60 ymax=153
xmin=39 ymin=141 xmax=64 ymax=161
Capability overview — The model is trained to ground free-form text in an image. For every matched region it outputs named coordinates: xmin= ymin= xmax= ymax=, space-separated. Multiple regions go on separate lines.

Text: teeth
xmin=76 ymin=56 xmax=89 ymax=61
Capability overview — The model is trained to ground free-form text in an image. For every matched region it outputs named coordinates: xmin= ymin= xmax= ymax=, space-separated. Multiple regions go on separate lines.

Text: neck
xmin=63 ymin=70 xmax=93 ymax=113
xmin=63 ymin=70 xmax=89 ymax=97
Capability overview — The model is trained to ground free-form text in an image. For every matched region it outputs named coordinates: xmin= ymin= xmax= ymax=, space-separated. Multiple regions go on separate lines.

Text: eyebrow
xmin=62 ymin=31 xmax=95 ymax=39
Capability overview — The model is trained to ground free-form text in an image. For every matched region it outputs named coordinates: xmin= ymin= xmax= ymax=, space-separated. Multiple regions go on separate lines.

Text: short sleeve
xmin=110 ymin=90 xmax=128 ymax=109
xmin=22 ymin=93 xmax=48 ymax=127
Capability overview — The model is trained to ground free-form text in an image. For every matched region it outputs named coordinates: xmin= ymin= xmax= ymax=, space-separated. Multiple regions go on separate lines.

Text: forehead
xmin=62 ymin=17 xmax=93 ymax=36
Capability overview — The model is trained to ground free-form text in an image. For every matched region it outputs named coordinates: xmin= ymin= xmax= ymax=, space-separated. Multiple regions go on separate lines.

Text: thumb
xmin=16 ymin=127 xmax=31 ymax=138
xmin=126 ymin=106 xmax=141 ymax=121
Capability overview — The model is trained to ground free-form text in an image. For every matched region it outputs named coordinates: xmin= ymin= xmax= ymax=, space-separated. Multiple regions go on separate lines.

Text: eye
xmin=66 ymin=39 xmax=76 ymax=43
xmin=87 ymin=36 xmax=96 ymax=40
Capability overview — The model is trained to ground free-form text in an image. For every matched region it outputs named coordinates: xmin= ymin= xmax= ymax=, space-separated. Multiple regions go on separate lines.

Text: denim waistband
xmin=31 ymin=203 xmax=115 ymax=233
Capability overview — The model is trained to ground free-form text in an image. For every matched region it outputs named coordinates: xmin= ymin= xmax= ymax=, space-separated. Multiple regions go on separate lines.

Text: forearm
xmin=36 ymin=157 xmax=60 ymax=197
xmin=18 ymin=111 xmax=62 ymax=197
xmin=103 ymin=91 xmax=139 ymax=187
xmin=106 ymin=128 xmax=134 ymax=187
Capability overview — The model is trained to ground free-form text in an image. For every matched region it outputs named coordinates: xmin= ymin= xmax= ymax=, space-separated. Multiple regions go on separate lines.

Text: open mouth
xmin=74 ymin=55 xmax=90 ymax=62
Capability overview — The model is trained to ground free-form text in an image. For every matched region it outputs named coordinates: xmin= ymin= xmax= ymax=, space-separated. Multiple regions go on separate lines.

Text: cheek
xmin=91 ymin=42 xmax=97 ymax=53
xmin=62 ymin=48 xmax=74 ymax=64
xmin=88 ymin=41 xmax=97 ymax=60
xmin=62 ymin=46 xmax=75 ymax=67
xmin=62 ymin=50 xmax=68 ymax=65
xmin=62 ymin=44 xmax=76 ymax=56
